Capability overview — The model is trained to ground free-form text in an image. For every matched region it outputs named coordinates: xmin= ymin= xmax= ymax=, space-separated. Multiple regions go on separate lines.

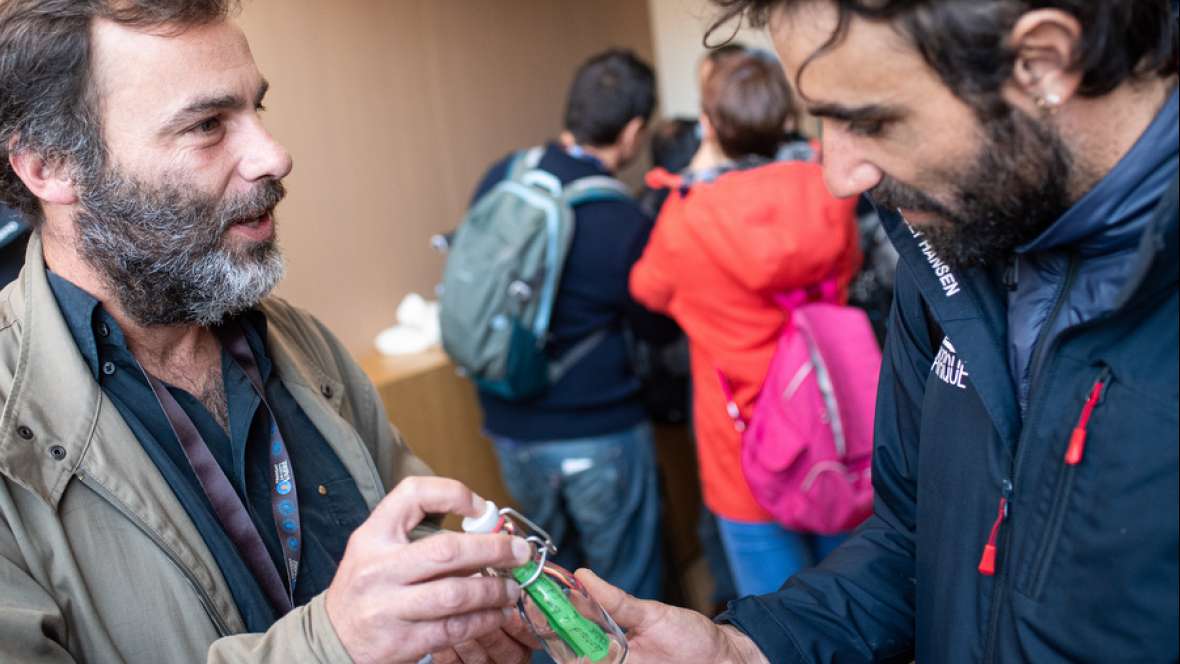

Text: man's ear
xmin=7 ymin=140 xmax=78 ymax=206
xmin=619 ymin=116 xmax=646 ymax=156
xmin=698 ymin=113 xmax=716 ymax=142
xmin=1004 ymin=9 xmax=1084 ymax=113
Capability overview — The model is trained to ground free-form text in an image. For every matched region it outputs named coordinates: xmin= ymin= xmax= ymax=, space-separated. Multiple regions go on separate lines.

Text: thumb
xmin=576 ymin=568 xmax=653 ymax=631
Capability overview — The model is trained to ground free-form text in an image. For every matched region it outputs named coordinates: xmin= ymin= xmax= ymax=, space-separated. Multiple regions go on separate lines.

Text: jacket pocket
xmin=1018 ymin=366 xmax=1110 ymax=600
xmin=320 ymin=477 xmax=370 ymax=530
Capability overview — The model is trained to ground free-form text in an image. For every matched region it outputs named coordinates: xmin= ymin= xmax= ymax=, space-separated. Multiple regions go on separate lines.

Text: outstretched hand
xmin=576 ymin=569 xmax=769 ymax=664
xmin=325 ymin=477 xmax=532 ymax=664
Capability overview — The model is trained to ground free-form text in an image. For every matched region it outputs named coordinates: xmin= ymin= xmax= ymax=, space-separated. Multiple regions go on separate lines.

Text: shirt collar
xmin=45 ymin=270 xmax=106 ymax=380
xmin=44 ymin=269 xmax=272 ymax=381
xmin=1019 ymin=88 xmax=1179 ymax=256
xmin=231 ymin=308 xmax=273 ymax=381
xmin=562 ymin=143 xmax=611 ymax=174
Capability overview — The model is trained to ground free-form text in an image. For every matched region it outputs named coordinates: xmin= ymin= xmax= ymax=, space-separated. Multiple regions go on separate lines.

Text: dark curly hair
xmin=705 ymin=1 xmax=1177 ymax=114
xmin=0 ymin=0 xmax=239 ymax=223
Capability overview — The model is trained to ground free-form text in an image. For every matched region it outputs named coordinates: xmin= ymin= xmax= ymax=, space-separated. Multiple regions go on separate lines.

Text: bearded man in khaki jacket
xmin=0 ymin=2 xmax=534 ymax=662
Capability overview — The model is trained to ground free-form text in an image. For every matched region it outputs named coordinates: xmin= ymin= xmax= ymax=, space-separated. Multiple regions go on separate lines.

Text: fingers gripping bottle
xmin=462 ymin=500 xmax=628 ymax=664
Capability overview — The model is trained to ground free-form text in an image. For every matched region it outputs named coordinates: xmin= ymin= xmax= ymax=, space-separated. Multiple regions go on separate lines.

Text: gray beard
xmin=73 ymin=167 xmax=286 ymax=327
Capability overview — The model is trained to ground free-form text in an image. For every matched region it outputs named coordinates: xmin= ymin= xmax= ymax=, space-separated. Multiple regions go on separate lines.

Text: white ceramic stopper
xmin=461 ymin=499 xmax=500 ymax=533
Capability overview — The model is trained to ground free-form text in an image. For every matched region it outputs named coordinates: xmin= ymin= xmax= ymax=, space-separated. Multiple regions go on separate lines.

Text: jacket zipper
xmin=1023 ymin=367 xmax=1109 ymax=598
xmin=981 ymin=253 xmax=1080 ymax=663
xmin=76 ymin=472 xmax=232 ymax=637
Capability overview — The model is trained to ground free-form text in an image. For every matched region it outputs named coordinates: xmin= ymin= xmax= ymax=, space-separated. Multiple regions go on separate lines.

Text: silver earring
xmin=1036 ymin=93 xmax=1062 ymax=112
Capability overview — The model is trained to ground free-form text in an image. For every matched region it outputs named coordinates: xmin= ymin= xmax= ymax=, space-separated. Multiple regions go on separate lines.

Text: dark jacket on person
xmin=722 ymin=92 xmax=1179 ymax=662
xmin=469 ymin=143 xmax=675 ymax=441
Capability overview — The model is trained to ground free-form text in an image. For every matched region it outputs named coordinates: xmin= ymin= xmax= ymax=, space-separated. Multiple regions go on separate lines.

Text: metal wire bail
xmin=499 ymin=507 xmax=557 ymax=588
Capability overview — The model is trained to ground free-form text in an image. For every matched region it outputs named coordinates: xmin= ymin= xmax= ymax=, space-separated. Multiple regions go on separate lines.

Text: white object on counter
xmin=374 ymin=293 xmax=441 ymax=356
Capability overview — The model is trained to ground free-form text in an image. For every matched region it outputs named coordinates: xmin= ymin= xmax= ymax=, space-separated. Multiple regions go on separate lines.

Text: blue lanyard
xmin=137 ymin=323 xmax=302 ymax=612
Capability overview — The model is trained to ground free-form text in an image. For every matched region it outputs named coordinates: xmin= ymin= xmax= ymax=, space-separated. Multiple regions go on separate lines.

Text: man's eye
xmin=848 ymin=119 xmax=886 ymax=137
xmin=193 ymin=117 xmax=223 ymax=134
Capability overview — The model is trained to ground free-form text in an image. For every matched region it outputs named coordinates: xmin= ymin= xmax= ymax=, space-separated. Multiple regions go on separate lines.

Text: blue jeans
xmin=488 ymin=421 xmax=663 ymax=601
xmin=715 ymin=515 xmax=846 ymax=597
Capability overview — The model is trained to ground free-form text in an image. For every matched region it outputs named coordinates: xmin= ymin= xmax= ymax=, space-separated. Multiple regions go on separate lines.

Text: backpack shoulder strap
xmin=563 ymin=175 xmax=630 ymax=207
xmin=506 ymin=146 xmax=546 ymax=181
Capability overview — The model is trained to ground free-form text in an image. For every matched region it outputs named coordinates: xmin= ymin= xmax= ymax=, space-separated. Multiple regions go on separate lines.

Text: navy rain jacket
xmin=722 ymin=99 xmax=1179 ymax=662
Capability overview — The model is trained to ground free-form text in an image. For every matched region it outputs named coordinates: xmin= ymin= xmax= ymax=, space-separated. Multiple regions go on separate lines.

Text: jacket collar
xmin=0 ymin=231 xmax=107 ymax=506
xmin=884 ymin=214 xmax=1020 ymax=444
xmin=1019 ymin=89 xmax=1178 ymax=257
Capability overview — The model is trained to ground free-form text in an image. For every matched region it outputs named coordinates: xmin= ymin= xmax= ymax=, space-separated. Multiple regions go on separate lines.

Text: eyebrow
xmin=160 ymin=78 xmax=270 ymax=135
xmin=806 ymin=102 xmax=906 ymax=124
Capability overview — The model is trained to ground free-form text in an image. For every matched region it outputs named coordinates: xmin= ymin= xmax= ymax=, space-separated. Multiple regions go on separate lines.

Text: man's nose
xmin=820 ymin=126 xmax=882 ymax=199
xmin=238 ymin=119 xmax=293 ymax=182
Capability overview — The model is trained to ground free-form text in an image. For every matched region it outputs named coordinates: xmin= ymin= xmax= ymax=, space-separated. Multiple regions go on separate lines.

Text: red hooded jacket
xmin=631 ymin=161 xmax=861 ymax=521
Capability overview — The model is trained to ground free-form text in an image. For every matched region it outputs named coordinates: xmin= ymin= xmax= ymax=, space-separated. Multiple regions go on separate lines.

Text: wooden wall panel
xmin=237 ymin=1 xmax=655 ymax=355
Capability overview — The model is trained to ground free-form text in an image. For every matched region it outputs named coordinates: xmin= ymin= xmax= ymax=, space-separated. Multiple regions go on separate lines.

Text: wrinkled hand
xmin=577 ymin=569 xmax=769 ymax=664
xmin=325 ymin=477 xmax=532 ymax=664
xmin=430 ymin=608 xmax=540 ymax=664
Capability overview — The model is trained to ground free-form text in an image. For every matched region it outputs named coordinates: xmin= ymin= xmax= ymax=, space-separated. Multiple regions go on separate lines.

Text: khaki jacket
xmin=0 ymin=233 xmax=431 ymax=662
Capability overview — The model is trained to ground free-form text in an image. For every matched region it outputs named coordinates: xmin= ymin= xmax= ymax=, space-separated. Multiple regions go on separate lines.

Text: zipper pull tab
xmin=978 ymin=496 xmax=1008 ymax=576
xmin=1065 ymin=372 xmax=1109 ymax=465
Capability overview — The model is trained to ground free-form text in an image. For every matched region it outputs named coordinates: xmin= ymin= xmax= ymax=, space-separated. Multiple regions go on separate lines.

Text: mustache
xmin=868 ymin=176 xmax=954 ymax=219
xmin=218 ymin=178 xmax=286 ymax=232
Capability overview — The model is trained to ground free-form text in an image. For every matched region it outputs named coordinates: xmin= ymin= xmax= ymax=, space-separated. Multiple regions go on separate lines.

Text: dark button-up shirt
xmin=47 ymin=272 xmax=370 ymax=632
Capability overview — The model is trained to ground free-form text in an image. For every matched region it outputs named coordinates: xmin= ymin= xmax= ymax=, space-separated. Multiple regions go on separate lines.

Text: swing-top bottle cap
xmin=461 ymin=499 xmax=500 ymax=534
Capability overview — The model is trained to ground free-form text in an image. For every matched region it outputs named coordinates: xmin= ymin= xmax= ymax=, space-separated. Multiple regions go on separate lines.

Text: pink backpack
xmin=718 ymin=282 xmax=880 ymax=534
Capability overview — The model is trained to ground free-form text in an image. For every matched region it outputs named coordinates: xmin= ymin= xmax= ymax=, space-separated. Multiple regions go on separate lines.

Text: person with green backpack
xmin=441 ymin=50 xmax=677 ymax=605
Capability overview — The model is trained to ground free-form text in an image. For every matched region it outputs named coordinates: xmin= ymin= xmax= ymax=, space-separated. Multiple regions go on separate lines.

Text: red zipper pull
xmin=978 ymin=497 xmax=1007 ymax=576
xmin=1065 ymin=376 xmax=1107 ymax=465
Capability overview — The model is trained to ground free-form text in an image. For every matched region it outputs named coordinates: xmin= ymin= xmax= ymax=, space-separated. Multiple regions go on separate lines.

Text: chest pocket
xmin=1011 ymin=360 xmax=1178 ymax=657
xmin=313 ymin=476 xmax=369 ymax=531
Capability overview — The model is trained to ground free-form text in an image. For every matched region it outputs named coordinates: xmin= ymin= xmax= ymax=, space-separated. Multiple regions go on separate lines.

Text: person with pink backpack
xmin=630 ymin=50 xmax=870 ymax=597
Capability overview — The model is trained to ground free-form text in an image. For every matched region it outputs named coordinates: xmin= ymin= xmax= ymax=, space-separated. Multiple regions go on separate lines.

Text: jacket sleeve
xmin=0 ymin=516 xmax=76 ymax=663
xmin=628 ymin=202 xmax=680 ymax=314
xmin=206 ymin=593 xmax=354 ymax=663
xmin=718 ymin=261 xmax=934 ymax=663
xmin=3 ymin=514 xmax=355 ymax=664
xmin=621 ymin=209 xmax=682 ymax=345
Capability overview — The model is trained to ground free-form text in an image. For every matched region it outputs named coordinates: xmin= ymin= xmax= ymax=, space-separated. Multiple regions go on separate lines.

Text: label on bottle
xmin=513 ymin=561 xmax=611 ymax=662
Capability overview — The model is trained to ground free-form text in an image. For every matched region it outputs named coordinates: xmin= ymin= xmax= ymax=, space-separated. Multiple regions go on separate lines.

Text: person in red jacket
xmin=630 ymin=51 xmax=861 ymax=597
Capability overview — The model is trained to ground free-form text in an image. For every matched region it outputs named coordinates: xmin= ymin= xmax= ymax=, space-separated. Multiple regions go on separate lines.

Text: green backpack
xmin=440 ymin=147 xmax=630 ymax=400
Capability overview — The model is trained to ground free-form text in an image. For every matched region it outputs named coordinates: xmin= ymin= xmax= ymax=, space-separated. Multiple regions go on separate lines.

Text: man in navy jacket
xmin=577 ymin=1 xmax=1179 ymax=662
xmin=465 ymin=50 xmax=675 ymax=604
